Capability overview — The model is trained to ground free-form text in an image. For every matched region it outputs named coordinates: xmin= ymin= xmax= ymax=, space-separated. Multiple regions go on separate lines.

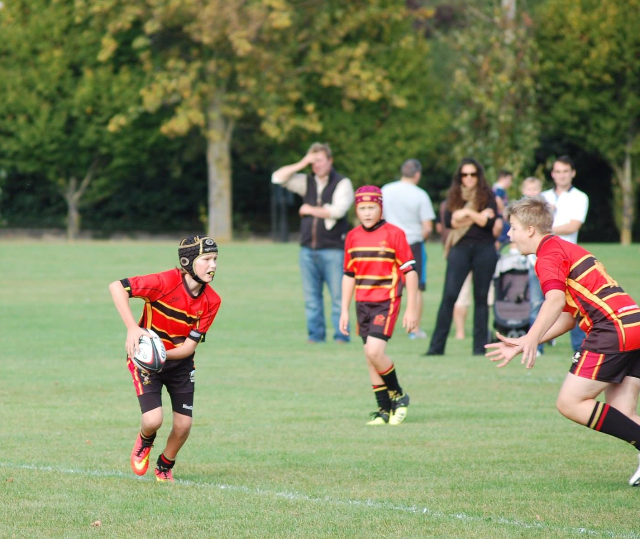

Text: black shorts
xmin=356 ymin=298 xmax=401 ymax=343
xmin=570 ymin=349 xmax=640 ymax=383
xmin=127 ymin=357 xmax=195 ymax=416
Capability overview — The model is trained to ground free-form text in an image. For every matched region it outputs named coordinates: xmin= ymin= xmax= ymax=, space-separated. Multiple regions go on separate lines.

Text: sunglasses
xmin=461 ymin=172 xmax=478 ymax=177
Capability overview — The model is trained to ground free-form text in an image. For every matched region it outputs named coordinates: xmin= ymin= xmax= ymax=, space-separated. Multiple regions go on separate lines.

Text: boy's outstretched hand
xmin=485 ymin=332 xmax=540 ymax=369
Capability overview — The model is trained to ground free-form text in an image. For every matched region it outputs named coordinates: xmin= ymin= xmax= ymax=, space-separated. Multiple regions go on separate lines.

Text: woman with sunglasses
xmin=426 ymin=158 xmax=499 ymax=356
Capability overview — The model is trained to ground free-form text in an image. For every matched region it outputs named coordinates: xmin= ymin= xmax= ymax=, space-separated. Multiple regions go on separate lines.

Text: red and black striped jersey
xmin=344 ymin=221 xmax=416 ymax=303
xmin=121 ymin=268 xmax=221 ymax=353
xmin=536 ymin=235 xmax=640 ymax=352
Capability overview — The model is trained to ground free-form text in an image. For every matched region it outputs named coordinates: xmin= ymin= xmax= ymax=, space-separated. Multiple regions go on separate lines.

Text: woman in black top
xmin=426 ymin=158 xmax=499 ymax=356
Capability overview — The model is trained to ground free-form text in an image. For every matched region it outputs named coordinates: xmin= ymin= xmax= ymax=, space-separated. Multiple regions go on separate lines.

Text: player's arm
xmin=402 ymin=270 xmax=419 ymax=333
xmin=165 ymin=338 xmax=198 ymax=361
xmin=339 ymin=274 xmax=356 ymax=335
xmin=486 ymin=289 xmax=566 ymax=369
xmin=539 ymin=311 xmax=576 ymax=343
xmin=109 ymin=280 xmax=147 ymax=358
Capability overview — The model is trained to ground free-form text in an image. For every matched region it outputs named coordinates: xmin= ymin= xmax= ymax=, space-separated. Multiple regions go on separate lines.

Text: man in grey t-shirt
xmin=382 ymin=159 xmax=436 ymax=339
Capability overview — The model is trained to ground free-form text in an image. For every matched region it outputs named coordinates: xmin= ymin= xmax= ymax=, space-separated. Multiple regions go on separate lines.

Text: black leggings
xmin=428 ymin=243 xmax=498 ymax=355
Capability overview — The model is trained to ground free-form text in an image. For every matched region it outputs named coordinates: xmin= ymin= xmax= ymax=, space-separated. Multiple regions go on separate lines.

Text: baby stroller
xmin=491 ymin=250 xmax=530 ymax=339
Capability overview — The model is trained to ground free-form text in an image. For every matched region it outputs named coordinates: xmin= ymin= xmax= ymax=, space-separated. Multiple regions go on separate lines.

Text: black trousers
xmin=427 ymin=242 xmax=498 ymax=355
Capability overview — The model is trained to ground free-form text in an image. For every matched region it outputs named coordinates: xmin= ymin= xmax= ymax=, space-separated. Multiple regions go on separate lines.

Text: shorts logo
xmin=373 ymin=314 xmax=386 ymax=326
xmin=572 ymin=351 xmax=581 ymax=364
xmin=190 ymin=370 xmax=195 ymax=383
xmin=182 ymin=404 xmax=193 ymax=410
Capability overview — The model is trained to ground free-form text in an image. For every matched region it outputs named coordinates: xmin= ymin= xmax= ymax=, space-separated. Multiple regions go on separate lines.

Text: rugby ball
xmin=132 ymin=329 xmax=167 ymax=373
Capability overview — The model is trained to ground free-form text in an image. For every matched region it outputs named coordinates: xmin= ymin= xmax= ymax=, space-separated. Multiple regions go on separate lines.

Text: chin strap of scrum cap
xmin=178 ymin=235 xmax=218 ymax=284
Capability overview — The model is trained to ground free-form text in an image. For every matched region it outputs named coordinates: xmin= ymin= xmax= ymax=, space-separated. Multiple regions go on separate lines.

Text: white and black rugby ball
xmin=132 ymin=329 xmax=167 ymax=373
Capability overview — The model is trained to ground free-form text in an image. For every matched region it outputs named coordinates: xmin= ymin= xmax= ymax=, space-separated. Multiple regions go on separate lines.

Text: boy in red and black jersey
xmin=340 ymin=186 xmax=418 ymax=425
xmin=109 ymin=236 xmax=221 ymax=482
xmin=485 ymin=197 xmax=640 ymax=486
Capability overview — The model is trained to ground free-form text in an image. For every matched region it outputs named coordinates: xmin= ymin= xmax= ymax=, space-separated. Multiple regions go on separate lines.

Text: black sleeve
xmin=120 ymin=278 xmax=133 ymax=297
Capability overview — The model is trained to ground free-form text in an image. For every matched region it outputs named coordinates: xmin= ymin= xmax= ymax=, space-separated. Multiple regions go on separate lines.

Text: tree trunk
xmin=65 ymin=177 xmax=80 ymax=241
xmin=206 ymin=97 xmax=234 ymax=242
xmin=617 ymin=141 xmax=634 ymax=246
xmin=61 ymin=159 xmax=99 ymax=241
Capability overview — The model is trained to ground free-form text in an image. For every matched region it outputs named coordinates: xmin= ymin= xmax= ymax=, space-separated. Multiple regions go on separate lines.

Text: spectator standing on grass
xmin=426 ymin=158 xmax=498 ymax=356
xmin=542 ymin=156 xmax=589 ymax=352
xmin=272 ymin=143 xmax=354 ymax=344
xmin=486 ymin=197 xmax=640 ymax=487
xmin=382 ymin=159 xmax=435 ymax=340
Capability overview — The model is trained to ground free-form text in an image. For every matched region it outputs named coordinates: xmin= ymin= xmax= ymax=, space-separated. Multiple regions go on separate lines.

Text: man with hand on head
xmin=272 ymin=143 xmax=355 ymax=344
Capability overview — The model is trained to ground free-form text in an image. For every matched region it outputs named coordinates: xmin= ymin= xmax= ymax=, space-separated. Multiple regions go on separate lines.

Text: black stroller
xmin=491 ymin=251 xmax=531 ymax=339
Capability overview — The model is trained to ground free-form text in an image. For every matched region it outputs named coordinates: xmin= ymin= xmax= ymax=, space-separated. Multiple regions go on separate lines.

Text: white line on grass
xmin=2 ymin=462 xmax=639 ymax=539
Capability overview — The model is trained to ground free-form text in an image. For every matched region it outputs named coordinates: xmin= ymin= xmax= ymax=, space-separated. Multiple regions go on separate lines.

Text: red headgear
xmin=354 ymin=185 xmax=383 ymax=211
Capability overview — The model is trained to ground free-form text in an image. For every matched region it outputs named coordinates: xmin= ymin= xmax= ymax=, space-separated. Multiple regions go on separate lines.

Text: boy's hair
xmin=497 ymin=170 xmax=513 ymax=180
xmin=521 ymin=177 xmax=543 ymax=192
xmin=308 ymin=142 xmax=332 ymax=159
xmin=507 ymin=196 xmax=553 ymax=234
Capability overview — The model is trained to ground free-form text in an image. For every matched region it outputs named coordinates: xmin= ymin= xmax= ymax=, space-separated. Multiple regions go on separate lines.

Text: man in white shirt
xmin=272 ymin=142 xmax=355 ymax=344
xmin=382 ymin=159 xmax=436 ymax=339
xmin=542 ymin=155 xmax=589 ymax=351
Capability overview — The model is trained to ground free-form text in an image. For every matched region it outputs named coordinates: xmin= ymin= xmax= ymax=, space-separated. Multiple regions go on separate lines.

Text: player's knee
xmin=555 ymin=394 xmax=578 ymax=421
xmin=173 ymin=416 xmax=192 ymax=438
xmin=141 ymin=410 xmax=163 ymax=433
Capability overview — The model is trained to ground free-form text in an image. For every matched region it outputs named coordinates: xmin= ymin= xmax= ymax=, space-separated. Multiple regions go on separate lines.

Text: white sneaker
xmin=629 ymin=453 xmax=640 ymax=486
xmin=409 ymin=329 xmax=428 ymax=340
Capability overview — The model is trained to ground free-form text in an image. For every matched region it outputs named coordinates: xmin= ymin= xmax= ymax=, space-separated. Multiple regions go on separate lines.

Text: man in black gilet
xmin=272 ymin=143 xmax=355 ymax=343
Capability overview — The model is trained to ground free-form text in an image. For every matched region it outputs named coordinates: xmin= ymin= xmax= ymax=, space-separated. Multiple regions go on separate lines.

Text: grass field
xmin=2 ymin=240 xmax=640 ymax=539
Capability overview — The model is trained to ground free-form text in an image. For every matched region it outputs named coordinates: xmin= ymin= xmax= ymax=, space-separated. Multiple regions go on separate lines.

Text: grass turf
xmin=2 ymin=240 xmax=640 ymax=538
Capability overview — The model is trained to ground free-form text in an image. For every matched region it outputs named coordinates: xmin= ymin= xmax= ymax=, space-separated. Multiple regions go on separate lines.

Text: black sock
xmin=157 ymin=453 xmax=175 ymax=471
xmin=587 ymin=402 xmax=640 ymax=448
xmin=379 ymin=365 xmax=403 ymax=399
xmin=372 ymin=385 xmax=391 ymax=413
xmin=140 ymin=431 xmax=156 ymax=447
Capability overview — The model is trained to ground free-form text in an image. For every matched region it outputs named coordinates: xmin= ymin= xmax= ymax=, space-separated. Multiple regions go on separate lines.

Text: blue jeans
xmin=299 ymin=247 xmax=349 ymax=343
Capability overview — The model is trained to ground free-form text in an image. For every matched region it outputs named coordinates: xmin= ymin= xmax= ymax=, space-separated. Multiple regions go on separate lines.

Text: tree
xmin=92 ymin=0 xmax=429 ymax=241
xmin=0 ymin=0 xmax=142 ymax=239
xmin=443 ymin=0 xmax=540 ymax=181
xmin=536 ymin=0 xmax=640 ymax=245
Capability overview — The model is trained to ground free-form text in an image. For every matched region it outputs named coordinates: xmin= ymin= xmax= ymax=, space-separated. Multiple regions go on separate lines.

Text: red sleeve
xmin=344 ymin=231 xmax=355 ymax=277
xmin=394 ymin=228 xmax=416 ymax=274
xmin=126 ymin=271 xmax=169 ymax=302
xmin=197 ymin=292 xmax=221 ymax=335
xmin=535 ymin=245 xmax=569 ymax=296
